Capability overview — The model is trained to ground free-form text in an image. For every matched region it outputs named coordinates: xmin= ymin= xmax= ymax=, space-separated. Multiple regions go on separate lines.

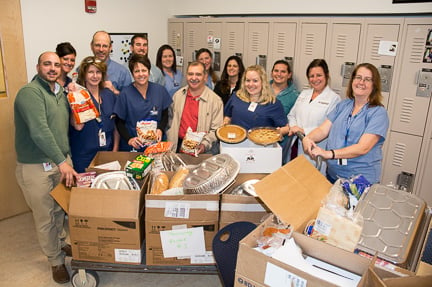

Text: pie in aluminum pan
xmin=247 ymin=127 xmax=282 ymax=146
xmin=216 ymin=124 xmax=247 ymax=144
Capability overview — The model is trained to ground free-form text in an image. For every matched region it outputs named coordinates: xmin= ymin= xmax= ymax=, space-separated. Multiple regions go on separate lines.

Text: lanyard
xmin=345 ymin=103 xmax=367 ymax=146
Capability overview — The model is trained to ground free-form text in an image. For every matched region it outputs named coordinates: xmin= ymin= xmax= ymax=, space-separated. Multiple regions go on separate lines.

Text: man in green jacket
xmin=14 ymin=51 xmax=77 ymax=284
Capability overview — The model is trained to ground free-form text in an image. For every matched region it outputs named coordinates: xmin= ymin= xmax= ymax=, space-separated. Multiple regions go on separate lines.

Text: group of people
xmin=13 ymin=29 xmax=389 ymax=284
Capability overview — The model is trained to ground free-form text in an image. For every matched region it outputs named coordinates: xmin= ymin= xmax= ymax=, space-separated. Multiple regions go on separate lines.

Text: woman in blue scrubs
xmin=69 ymin=56 xmax=119 ymax=173
xmin=224 ymin=65 xmax=290 ymax=135
xmin=114 ymin=54 xmax=172 ymax=152
xmin=156 ymin=44 xmax=183 ymax=97
xmin=302 ymin=63 xmax=389 ymax=184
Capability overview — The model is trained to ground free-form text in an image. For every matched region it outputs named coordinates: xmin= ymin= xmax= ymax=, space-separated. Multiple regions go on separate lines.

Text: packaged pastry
xmin=150 ymin=172 xmax=169 ymax=194
xmin=136 ymin=120 xmax=158 ymax=146
xmin=75 ymin=171 xmax=97 ymax=187
xmin=180 ymin=127 xmax=206 ymax=157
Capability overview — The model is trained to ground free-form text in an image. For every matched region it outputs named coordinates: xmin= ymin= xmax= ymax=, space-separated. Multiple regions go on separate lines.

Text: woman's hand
xmin=223 ymin=116 xmax=231 ymax=126
xmin=104 ymin=80 xmax=120 ymax=95
xmin=156 ymin=129 xmax=163 ymax=142
xmin=289 ymin=125 xmax=304 ymax=136
xmin=302 ymin=136 xmax=317 ymax=156
xmin=128 ymin=137 xmax=143 ymax=149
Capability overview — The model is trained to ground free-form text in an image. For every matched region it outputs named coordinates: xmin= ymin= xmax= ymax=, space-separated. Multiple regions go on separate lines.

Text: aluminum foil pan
xmin=183 ymin=154 xmax=240 ymax=194
xmin=91 ymin=171 xmax=140 ymax=190
xmin=355 ymin=184 xmax=426 ymax=265
xmin=229 ymin=179 xmax=260 ymax=196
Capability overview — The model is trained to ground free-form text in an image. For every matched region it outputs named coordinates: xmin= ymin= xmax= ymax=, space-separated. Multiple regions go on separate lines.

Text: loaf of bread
xmin=151 ymin=172 xmax=169 ymax=195
xmin=169 ymin=166 xmax=189 ymax=189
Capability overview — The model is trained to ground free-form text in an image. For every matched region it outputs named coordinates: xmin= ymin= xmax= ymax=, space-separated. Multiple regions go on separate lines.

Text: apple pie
xmin=247 ymin=127 xmax=281 ymax=146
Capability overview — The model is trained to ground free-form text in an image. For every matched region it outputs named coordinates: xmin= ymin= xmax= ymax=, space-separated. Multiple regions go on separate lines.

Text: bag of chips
xmin=67 ymin=84 xmax=100 ymax=124
xmin=136 ymin=120 xmax=158 ymax=146
xmin=180 ymin=127 xmax=206 ymax=157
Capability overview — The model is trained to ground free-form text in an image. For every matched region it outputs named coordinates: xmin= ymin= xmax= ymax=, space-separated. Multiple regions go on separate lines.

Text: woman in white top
xmin=288 ymin=59 xmax=341 ymax=173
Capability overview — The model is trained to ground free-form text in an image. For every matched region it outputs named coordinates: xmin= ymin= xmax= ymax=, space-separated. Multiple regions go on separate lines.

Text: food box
xmin=220 ymin=139 xmax=282 ymax=173
xmin=50 ymin=180 xmax=147 ymax=265
xmin=234 ymin=156 xmax=429 ymax=286
xmin=219 ymin=173 xmax=270 ymax=229
xmin=125 ymin=154 xmax=153 ymax=180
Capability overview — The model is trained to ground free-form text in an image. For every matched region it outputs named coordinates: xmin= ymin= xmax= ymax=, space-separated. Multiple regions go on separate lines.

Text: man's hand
xmin=58 ymin=162 xmax=78 ymax=187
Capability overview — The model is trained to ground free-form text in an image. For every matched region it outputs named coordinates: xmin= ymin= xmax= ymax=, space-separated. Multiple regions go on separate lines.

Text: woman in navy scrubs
xmin=69 ymin=56 xmax=119 ymax=173
xmin=114 ymin=54 xmax=172 ymax=152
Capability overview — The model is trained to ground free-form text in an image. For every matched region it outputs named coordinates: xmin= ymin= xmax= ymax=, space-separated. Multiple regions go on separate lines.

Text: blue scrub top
xmin=224 ymin=93 xmax=288 ymax=130
xmin=164 ymin=70 xmax=183 ymax=97
xmin=113 ymin=82 xmax=172 ymax=151
xmin=69 ymin=88 xmax=117 ymax=173
xmin=326 ymin=99 xmax=389 ymax=184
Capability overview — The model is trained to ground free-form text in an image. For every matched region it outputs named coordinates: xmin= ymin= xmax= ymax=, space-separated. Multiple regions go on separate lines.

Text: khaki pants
xmin=15 ymin=157 xmax=71 ymax=266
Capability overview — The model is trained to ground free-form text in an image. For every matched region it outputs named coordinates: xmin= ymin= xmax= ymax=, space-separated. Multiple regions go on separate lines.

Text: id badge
xmin=43 ymin=162 xmax=53 ymax=171
xmin=248 ymin=102 xmax=258 ymax=112
xmin=99 ymin=129 xmax=106 ymax=147
xmin=150 ymin=106 xmax=158 ymax=117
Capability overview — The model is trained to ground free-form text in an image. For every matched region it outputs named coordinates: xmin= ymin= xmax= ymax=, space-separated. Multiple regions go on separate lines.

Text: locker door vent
xmin=392 ymin=142 xmax=406 ymax=167
xmin=187 ymin=30 xmax=196 ymax=49
xmin=335 ymin=34 xmax=348 ymax=58
xmin=370 ymin=35 xmax=384 ymax=61
xmin=409 ymin=36 xmax=426 ymax=64
xmin=251 ymin=31 xmax=261 ymax=52
xmin=400 ymin=98 xmax=415 ymax=124
xmin=228 ymin=32 xmax=237 ymax=51
xmin=276 ymin=32 xmax=287 ymax=53
xmin=305 ymin=33 xmax=315 ymax=56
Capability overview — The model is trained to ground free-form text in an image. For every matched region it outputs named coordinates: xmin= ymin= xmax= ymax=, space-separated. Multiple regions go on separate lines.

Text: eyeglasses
xmin=353 ymin=75 xmax=373 ymax=83
xmin=85 ymin=58 xmax=102 ymax=64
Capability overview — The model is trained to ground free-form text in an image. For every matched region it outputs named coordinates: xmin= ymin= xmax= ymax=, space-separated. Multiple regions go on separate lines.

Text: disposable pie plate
xmin=216 ymin=124 xmax=247 ymax=144
xmin=247 ymin=126 xmax=282 ymax=146
xmin=91 ymin=171 xmax=140 ymax=190
xmin=183 ymin=154 xmax=240 ymax=194
xmin=229 ymin=179 xmax=260 ymax=196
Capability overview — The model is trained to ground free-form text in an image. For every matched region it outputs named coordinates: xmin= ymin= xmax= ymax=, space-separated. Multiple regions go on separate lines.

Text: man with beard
xmin=129 ymin=33 xmax=165 ymax=86
xmin=91 ymin=30 xmax=132 ymax=95
xmin=166 ymin=61 xmax=223 ymax=153
xmin=14 ymin=51 xmax=78 ymax=284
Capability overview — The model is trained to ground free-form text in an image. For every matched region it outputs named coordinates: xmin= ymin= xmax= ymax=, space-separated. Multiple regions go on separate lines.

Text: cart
xmin=70 ymin=243 xmax=218 ymax=287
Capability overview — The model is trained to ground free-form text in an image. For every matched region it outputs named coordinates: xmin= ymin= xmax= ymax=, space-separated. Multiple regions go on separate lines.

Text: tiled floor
xmin=0 ymin=212 xmax=223 ymax=287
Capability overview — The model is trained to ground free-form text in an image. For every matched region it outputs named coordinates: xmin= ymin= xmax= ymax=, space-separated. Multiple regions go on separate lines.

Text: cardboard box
xmin=219 ymin=173 xmax=270 ymax=229
xmin=51 ymin=179 xmax=147 ymax=265
xmin=234 ymin=156 xmax=430 ymax=286
xmin=144 ymin=154 xmax=219 ymax=266
xmin=86 ymin=151 xmax=140 ymax=173
xmin=220 ymin=139 xmax=282 ymax=173
xmin=145 ymin=192 xmax=219 ymax=266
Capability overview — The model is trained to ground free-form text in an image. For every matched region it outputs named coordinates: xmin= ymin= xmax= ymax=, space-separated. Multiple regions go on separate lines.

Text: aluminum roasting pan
xmin=183 ymin=154 xmax=240 ymax=194
xmin=355 ymin=184 xmax=426 ymax=266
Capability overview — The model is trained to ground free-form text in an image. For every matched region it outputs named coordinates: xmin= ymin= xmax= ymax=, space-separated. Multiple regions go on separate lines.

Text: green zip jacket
xmin=14 ymin=75 xmax=70 ymax=165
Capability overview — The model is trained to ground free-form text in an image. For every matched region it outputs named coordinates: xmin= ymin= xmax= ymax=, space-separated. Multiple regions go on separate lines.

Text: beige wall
xmin=0 ymin=0 xmax=30 ymax=219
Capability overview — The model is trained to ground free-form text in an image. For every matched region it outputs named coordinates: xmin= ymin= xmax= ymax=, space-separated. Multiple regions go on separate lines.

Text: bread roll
xmin=169 ymin=167 xmax=189 ymax=189
xmin=151 ymin=173 xmax=169 ymax=195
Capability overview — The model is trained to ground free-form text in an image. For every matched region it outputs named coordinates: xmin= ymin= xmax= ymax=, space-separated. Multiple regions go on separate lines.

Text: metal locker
xmin=416 ymin=138 xmax=432 ymax=206
xmin=361 ymin=22 xmax=401 ymax=108
xmin=390 ymin=24 xmax=432 ymax=137
xmin=326 ymin=22 xmax=362 ymax=98
xmin=168 ymin=21 xmax=184 ymax=73
xmin=381 ymin=131 xmax=422 ymax=189
xmin=268 ymin=21 xmax=297 ymax=78
xmin=296 ymin=21 xmax=328 ymax=91
xmin=184 ymin=21 xmax=205 ymax=68
xmin=204 ymin=21 xmax=223 ymax=73
xmin=221 ymin=21 xmax=245 ymax=71
xmin=245 ymin=21 xmax=270 ymax=70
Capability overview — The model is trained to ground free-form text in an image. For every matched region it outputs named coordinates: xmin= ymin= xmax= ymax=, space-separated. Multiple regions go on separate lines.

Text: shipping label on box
xmin=220 ymin=139 xmax=282 ymax=173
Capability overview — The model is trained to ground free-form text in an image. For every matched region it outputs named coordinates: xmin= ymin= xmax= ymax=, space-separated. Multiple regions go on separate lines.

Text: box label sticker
xmin=164 ymin=202 xmax=190 ymax=218
xmin=114 ymin=248 xmax=141 ymax=263
xmin=190 ymin=251 xmax=215 ymax=264
xmin=265 ymin=262 xmax=307 ymax=287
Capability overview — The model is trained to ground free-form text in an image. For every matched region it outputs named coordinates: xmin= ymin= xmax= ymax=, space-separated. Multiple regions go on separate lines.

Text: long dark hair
xmin=156 ymin=44 xmax=177 ymax=76
xmin=218 ymin=55 xmax=245 ymax=94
